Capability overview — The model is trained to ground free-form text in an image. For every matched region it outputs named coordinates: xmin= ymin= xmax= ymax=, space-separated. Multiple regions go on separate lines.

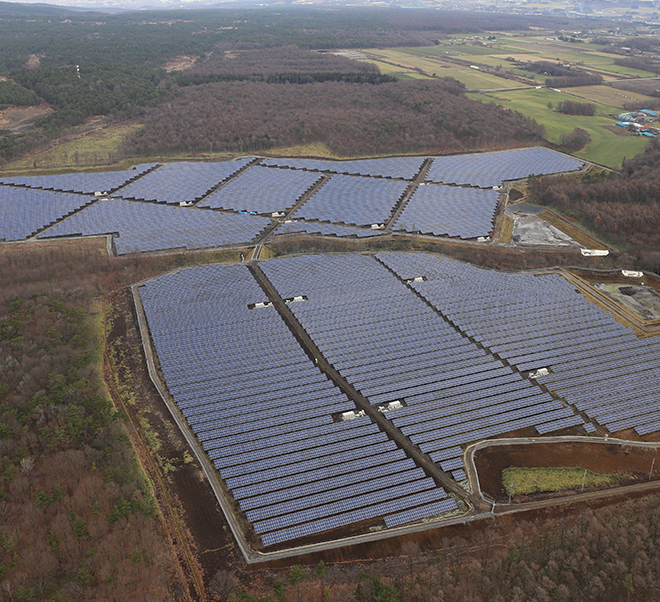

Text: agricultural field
xmin=360 ymin=48 xmax=521 ymax=90
xmin=468 ymin=88 xmax=651 ymax=167
xmin=560 ymin=84 xmax=658 ymax=110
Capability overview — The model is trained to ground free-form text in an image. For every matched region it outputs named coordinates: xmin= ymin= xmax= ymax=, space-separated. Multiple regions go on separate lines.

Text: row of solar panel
xmin=261 ymin=253 xmax=582 ymax=491
xmin=379 ymin=252 xmax=659 ymax=438
xmin=140 ymin=261 xmax=457 ymax=546
xmin=199 ymin=166 xmax=322 ymax=214
xmin=291 ymin=175 xmax=409 ymax=227
xmin=0 ymin=163 xmax=156 ymax=194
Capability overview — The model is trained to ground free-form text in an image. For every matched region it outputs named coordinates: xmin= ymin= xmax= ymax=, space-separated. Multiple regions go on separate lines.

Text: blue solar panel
xmin=426 ymin=147 xmax=583 ymax=188
xmin=0 ymin=187 xmax=95 ymax=241
xmin=393 ymin=184 xmax=500 ymax=239
xmin=0 ymin=163 xmax=156 ymax=194
xmin=114 ymin=159 xmax=252 ymax=205
xmin=38 ymin=198 xmax=270 ymax=254
xmin=200 ymin=165 xmax=322 ymax=214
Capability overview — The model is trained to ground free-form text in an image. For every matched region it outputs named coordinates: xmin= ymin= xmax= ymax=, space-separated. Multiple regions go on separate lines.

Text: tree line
xmin=529 ymin=139 xmax=660 ymax=273
xmin=0 ymin=80 xmax=39 ymax=109
xmin=217 ymin=494 xmax=660 ymax=601
xmin=555 ymin=100 xmax=596 ymax=116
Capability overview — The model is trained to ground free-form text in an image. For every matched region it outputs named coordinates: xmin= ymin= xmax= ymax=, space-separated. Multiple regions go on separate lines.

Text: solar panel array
xmin=426 ymin=147 xmax=583 ymax=188
xmin=378 ymin=252 xmax=660 ymax=437
xmin=292 ymin=175 xmax=408 ymax=227
xmin=273 ymin=220 xmax=380 ymax=238
xmin=38 ymin=198 xmax=270 ymax=254
xmin=393 ymin=185 xmax=500 ymax=239
xmin=261 ymin=254 xmax=581 ymax=481
xmin=139 ymin=263 xmax=457 ymax=547
xmin=1 ymin=149 xmax=587 ymax=252
xmin=0 ymin=164 xmax=156 ymax=194
xmin=261 ymin=157 xmax=426 ymax=180
xmin=113 ymin=159 xmax=252 ymax=205
xmin=199 ymin=166 xmax=322 ymax=214
xmin=0 ymin=187 xmax=95 ymax=241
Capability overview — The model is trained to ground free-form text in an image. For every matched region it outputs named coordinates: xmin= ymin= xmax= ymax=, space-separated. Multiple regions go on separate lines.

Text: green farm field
xmin=503 ymin=466 xmax=628 ymax=496
xmin=468 ymin=88 xmax=652 ymax=167
xmin=361 ymin=48 xmax=519 ymax=89
xmin=563 ymin=84 xmax=658 ymax=109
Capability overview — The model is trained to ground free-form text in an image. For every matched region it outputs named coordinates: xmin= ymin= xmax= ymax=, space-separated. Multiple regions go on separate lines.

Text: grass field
xmin=499 ymin=214 xmax=514 ymax=244
xmin=494 ymin=37 xmax=658 ymax=78
xmin=361 ymin=48 xmax=519 ymax=89
xmin=468 ymin=88 xmax=652 ymax=167
xmin=503 ymin=466 xmax=628 ymax=495
xmin=5 ymin=122 xmax=141 ymax=171
xmin=265 ymin=141 xmax=340 ymax=158
xmin=562 ymin=84 xmax=658 ymax=110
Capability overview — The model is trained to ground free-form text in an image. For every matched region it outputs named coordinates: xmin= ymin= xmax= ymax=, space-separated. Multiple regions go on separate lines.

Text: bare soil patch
xmin=595 ymin=282 xmax=660 ymax=321
xmin=106 ymin=287 xmax=245 ymax=593
xmin=601 ymin=124 xmax=635 ymax=136
xmin=475 ymin=440 xmax=659 ymax=503
xmin=164 ymin=55 xmax=197 ymax=72
xmin=510 ymin=211 xmax=582 ymax=247
xmin=0 ymin=105 xmax=52 ymax=135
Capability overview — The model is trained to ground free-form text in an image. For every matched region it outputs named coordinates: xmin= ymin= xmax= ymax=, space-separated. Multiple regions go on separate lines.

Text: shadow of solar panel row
xmin=211 ymin=419 xmax=381 ymax=467
xmin=423 ymin=409 xmax=581 ymax=458
xmin=140 ymin=262 xmax=453 ymax=546
xmin=254 ymin=477 xmax=437 ymax=535
xmin=259 ymin=487 xmax=448 ymax=547
xmin=245 ymin=467 xmax=427 ymax=522
xmin=292 ymin=175 xmax=409 ymax=227
xmin=261 ymin=254 xmax=569 ymax=484
xmin=274 ymin=220 xmax=381 ymax=238
xmin=237 ymin=456 xmax=416 ymax=511
xmin=393 ymin=185 xmax=500 ymax=239
xmin=113 ymin=159 xmax=252 ymax=205
xmin=426 ymin=147 xmax=583 ymax=188
xmin=392 ymin=379 xmax=537 ymax=430
xmin=380 ymin=251 xmax=660 ymax=437
xmin=0 ymin=163 xmax=156 ymax=194
xmin=0 ymin=188 xmax=95 ymax=241
xmin=260 ymin=156 xmax=426 ymax=180
xmin=38 ymin=198 xmax=270 ymax=254
xmin=199 ymin=166 xmax=322 ymax=214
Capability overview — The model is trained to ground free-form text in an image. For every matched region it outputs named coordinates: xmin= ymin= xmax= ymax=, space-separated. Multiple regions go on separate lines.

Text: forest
xmin=0 ymin=243 xmax=191 ymax=601
xmin=529 ymin=139 xmax=660 ymax=273
xmin=223 ymin=495 xmax=660 ymax=602
xmin=0 ymin=3 xmax=616 ymax=163
xmin=123 ymin=77 xmax=544 ymax=156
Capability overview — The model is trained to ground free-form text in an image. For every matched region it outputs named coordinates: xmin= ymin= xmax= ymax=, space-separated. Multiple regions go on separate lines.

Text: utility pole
xmin=508 ymin=481 xmax=514 ymax=504
xmin=650 ymin=458 xmax=655 ymax=480
xmin=581 ymin=468 xmax=587 ymax=492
